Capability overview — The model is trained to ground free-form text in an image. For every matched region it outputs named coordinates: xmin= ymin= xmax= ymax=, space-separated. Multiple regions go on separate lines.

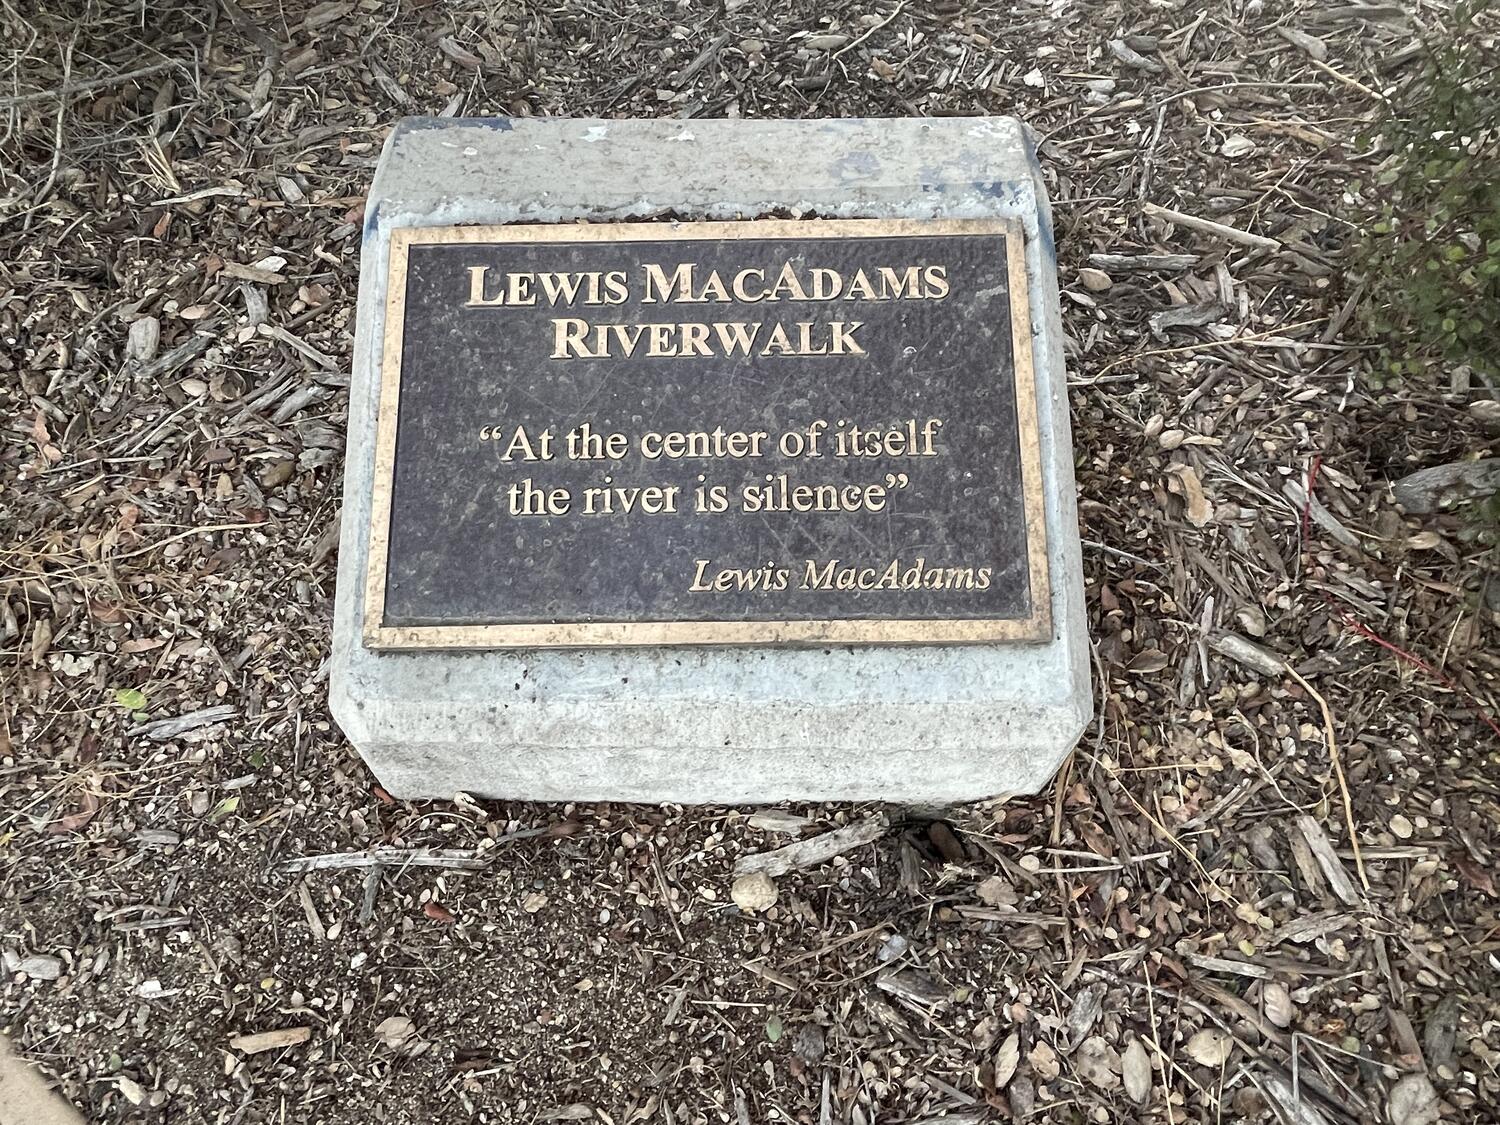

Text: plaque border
xmin=363 ymin=218 xmax=1051 ymax=649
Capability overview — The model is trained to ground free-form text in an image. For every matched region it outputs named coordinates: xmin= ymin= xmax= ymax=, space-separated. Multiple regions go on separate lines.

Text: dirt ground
xmin=3 ymin=1 xmax=1498 ymax=1123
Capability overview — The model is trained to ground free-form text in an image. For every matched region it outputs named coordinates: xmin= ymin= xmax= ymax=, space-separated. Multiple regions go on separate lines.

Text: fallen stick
xmin=1287 ymin=667 xmax=1369 ymax=894
xmin=733 ymin=812 xmax=890 ymax=877
xmin=1391 ymin=456 xmax=1500 ymax=514
xmin=130 ymin=705 xmax=237 ymax=741
xmin=1295 ymin=814 xmax=1363 ymax=905
xmin=279 ymin=846 xmax=491 ymax=874
xmin=1088 ymin=252 xmax=1199 ymax=272
xmin=1210 ymin=633 xmax=1287 ymax=678
xmin=134 ymin=331 xmax=214 ymax=381
xmin=0 ymin=60 xmax=181 ymax=108
xmin=1142 ymin=202 xmax=1281 ymax=251
xmin=1282 ymin=479 xmax=1361 ymax=549
xmin=257 ymin=322 xmax=341 ymax=371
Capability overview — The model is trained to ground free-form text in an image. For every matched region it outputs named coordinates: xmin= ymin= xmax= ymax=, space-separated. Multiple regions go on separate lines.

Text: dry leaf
xmin=1128 ymin=648 xmax=1170 ymax=674
xmin=1185 ymin=1027 xmax=1234 ymax=1067
xmin=1388 ymin=1074 xmax=1441 ymax=1125
xmin=1262 ymin=981 xmax=1294 ymax=1028
xmin=423 ymin=901 xmax=455 ymax=923
xmin=976 ymin=875 xmax=1017 ymax=907
xmin=539 ymin=1108 xmax=594 ymax=1123
xmin=30 ymin=617 xmax=54 ymax=666
xmin=438 ymin=36 xmax=484 ymax=69
xmin=731 ymin=872 xmax=778 ymax=913
xmin=1171 ymin=465 xmax=1213 ymax=527
xmin=1122 ymin=1037 xmax=1151 ymax=1104
xmin=1073 ymin=1036 xmax=1121 ymax=1090
xmin=229 ymin=1026 xmax=311 ymax=1054
xmin=374 ymin=1015 xmax=415 ymax=1047
xmin=1453 ymin=852 xmax=1497 ymax=897
xmin=1276 ymin=26 xmax=1328 ymax=60
xmin=994 ymin=1031 xmax=1020 ymax=1089
xmin=46 ymin=790 xmax=100 ymax=834
xmin=1028 ymin=1039 xmax=1060 ymax=1081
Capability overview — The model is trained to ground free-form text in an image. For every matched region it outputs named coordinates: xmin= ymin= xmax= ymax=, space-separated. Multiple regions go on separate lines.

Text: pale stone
xmin=1158 ymin=428 xmax=1187 ymax=450
xmin=1078 ymin=267 xmax=1113 ymax=291
xmin=126 ymin=316 xmax=160 ymax=362
xmin=731 ymin=872 xmax=778 ymax=913
xmin=330 ymin=116 xmax=1091 ymax=802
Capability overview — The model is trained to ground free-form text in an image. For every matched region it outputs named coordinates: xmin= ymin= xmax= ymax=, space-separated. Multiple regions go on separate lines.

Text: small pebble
xmin=259 ymin=459 xmax=295 ymax=488
xmin=731 ymin=871 xmax=778 ymax=913
xmin=1078 ymin=267 xmax=1113 ymax=292
xmin=16 ymin=954 xmax=63 ymax=981
xmin=126 ymin=316 xmax=161 ymax=363
xmin=521 ymin=891 xmax=548 ymax=913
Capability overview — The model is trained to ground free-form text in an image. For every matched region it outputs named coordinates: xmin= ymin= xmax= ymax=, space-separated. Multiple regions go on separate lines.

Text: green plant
xmin=1351 ymin=1 xmax=1500 ymax=391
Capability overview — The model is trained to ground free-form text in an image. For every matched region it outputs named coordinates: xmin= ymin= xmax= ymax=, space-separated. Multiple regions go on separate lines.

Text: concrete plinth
xmin=330 ymin=116 xmax=1090 ymax=803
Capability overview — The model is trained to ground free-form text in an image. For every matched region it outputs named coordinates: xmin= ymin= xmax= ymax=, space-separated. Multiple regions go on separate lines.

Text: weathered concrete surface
xmin=330 ymin=116 xmax=1091 ymax=802
xmin=0 ymin=1037 xmax=83 ymax=1125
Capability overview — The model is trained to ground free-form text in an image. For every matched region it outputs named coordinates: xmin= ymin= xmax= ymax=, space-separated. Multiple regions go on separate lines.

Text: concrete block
xmin=330 ymin=116 xmax=1090 ymax=803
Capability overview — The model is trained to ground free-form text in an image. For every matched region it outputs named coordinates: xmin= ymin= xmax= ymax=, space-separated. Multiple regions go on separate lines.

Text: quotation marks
xmin=884 ymin=473 xmax=911 ymax=490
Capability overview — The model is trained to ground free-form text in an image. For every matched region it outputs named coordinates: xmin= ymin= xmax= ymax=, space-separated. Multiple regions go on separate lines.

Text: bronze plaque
xmin=364 ymin=218 xmax=1049 ymax=648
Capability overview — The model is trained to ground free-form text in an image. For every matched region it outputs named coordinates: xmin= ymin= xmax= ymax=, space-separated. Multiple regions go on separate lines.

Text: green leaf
xmin=113 ymin=688 xmax=147 ymax=711
xmin=765 ymin=1015 xmax=783 ymax=1043
xmin=206 ymin=795 xmax=239 ymax=823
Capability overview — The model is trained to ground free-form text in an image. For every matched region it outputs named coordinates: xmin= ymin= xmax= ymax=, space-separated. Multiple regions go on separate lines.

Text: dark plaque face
xmin=365 ymin=218 xmax=1049 ymax=648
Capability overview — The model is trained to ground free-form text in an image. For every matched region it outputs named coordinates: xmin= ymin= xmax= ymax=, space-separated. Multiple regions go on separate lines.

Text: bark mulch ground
xmin=2 ymin=2 xmax=1497 ymax=1123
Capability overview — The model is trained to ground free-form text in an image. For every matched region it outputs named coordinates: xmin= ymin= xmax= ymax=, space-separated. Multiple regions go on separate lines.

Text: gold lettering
xmin=697 ymin=269 xmax=730 ymax=303
xmin=766 ymin=262 xmax=808 ymax=302
xmin=550 ymin=318 xmax=595 ymax=358
xmin=641 ymin=263 xmax=696 ymax=303
xmin=679 ymin=322 xmax=711 ymax=356
xmin=831 ymin=321 xmax=865 ymax=355
xmin=538 ymin=272 xmax=587 ymax=306
xmin=760 ymin=322 xmax=794 ymax=355
xmin=793 ymin=322 xmax=828 ymax=355
xmin=646 ymin=323 xmax=676 ymax=356
xmin=732 ymin=268 xmax=768 ymax=303
xmin=467 ymin=266 xmax=504 ymax=307
xmin=803 ymin=559 xmax=836 ymax=589
xmin=714 ymin=322 xmax=759 ymax=355
xmin=876 ymin=266 xmax=921 ymax=300
xmin=506 ymin=272 xmax=535 ymax=305
xmin=609 ymin=323 xmax=649 ymax=357
xmin=844 ymin=268 xmax=878 ymax=301
xmin=809 ymin=268 xmax=842 ymax=300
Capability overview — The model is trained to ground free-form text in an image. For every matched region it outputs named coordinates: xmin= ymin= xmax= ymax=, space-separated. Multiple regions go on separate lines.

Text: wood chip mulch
xmin=2 ymin=2 xmax=1497 ymax=1123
